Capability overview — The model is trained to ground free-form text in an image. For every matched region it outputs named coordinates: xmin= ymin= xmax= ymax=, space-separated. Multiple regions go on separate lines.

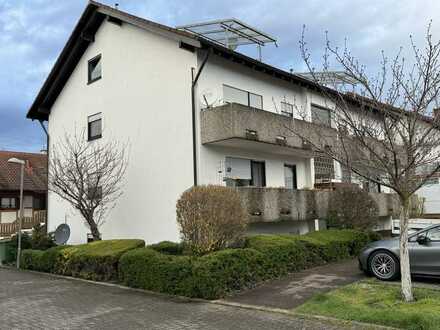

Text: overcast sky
xmin=0 ymin=0 xmax=439 ymax=152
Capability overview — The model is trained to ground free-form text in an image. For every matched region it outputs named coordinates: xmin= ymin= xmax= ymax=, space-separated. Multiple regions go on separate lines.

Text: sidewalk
xmin=223 ymin=259 xmax=364 ymax=310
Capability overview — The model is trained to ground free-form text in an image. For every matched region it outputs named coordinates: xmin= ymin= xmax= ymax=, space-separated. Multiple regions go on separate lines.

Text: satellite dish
xmin=200 ymin=89 xmax=219 ymax=108
xmin=54 ymin=223 xmax=70 ymax=245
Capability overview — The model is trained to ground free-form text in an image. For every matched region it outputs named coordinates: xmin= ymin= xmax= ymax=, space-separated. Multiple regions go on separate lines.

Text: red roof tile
xmin=0 ymin=151 xmax=47 ymax=192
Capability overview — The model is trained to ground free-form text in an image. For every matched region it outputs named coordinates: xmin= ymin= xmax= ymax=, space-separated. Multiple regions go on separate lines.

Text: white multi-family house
xmin=27 ymin=1 xmax=397 ymax=244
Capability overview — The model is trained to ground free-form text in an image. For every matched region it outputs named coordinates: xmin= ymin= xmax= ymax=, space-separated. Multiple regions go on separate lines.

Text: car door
xmin=410 ymin=226 xmax=440 ymax=276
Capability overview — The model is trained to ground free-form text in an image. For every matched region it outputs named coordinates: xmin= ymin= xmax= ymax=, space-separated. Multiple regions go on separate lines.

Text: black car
xmin=359 ymin=224 xmax=440 ymax=280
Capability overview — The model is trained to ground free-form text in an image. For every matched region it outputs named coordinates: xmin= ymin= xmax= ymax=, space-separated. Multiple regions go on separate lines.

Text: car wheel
xmin=369 ymin=251 xmax=399 ymax=281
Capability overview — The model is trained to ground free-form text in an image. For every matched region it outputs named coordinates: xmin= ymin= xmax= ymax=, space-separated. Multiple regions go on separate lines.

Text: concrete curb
xmin=211 ymin=300 xmax=398 ymax=330
xmin=1 ymin=266 xmax=398 ymax=329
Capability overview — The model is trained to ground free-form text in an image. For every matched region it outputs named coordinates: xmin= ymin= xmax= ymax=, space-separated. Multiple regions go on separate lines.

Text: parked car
xmin=359 ymin=224 xmax=440 ymax=280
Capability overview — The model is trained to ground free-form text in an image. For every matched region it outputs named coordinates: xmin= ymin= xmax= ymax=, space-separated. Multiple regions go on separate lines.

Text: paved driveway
xmin=0 ymin=267 xmax=369 ymax=330
xmin=224 ymin=259 xmax=364 ymax=309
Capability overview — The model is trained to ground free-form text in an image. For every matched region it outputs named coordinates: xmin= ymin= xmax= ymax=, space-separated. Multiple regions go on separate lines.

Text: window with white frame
xmin=88 ymin=54 xmax=102 ymax=84
xmin=88 ymin=113 xmax=102 ymax=141
xmin=223 ymin=85 xmax=263 ymax=109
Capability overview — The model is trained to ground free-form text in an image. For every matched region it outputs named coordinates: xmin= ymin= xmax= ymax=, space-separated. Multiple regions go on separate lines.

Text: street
xmin=0 ymin=267 xmax=366 ymax=330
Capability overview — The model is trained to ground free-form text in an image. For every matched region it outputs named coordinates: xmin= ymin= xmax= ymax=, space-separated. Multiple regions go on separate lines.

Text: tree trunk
xmin=86 ymin=216 xmax=101 ymax=241
xmin=399 ymin=196 xmax=414 ymax=302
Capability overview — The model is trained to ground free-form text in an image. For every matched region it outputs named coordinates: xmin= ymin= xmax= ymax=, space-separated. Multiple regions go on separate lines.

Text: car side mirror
xmin=416 ymin=235 xmax=430 ymax=245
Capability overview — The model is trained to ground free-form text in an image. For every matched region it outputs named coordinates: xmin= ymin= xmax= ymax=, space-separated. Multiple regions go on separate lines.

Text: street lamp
xmin=8 ymin=157 xmax=25 ymax=269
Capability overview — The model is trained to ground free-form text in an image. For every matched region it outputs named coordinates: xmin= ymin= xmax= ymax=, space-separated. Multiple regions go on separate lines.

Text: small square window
xmin=88 ymin=113 xmax=102 ymax=141
xmin=88 ymin=55 xmax=102 ymax=84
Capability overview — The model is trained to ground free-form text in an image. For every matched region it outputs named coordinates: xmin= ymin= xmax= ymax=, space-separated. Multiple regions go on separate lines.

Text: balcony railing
xmin=200 ymin=103 xmax=336 ymax=156
xmin=237 ymin=187 xmax=400 ymax=223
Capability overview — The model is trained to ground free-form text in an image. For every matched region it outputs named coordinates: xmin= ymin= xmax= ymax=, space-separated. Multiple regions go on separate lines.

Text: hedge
xmin=119 ymin=229 xmax=378 ymax=299
xmin=148 ymin=241 xmax=184 ymax=255
xmin=21 ymin=230 xmax=378 ymax=299
xmin=118 ymin=248 xmax=194 ymax=296
xmin=22 ymin=239 xmax=145 ymax=281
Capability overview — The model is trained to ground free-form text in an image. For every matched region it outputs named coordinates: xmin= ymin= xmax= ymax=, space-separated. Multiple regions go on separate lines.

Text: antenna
xmin=54 ymin=223 xmax=70 ymax=245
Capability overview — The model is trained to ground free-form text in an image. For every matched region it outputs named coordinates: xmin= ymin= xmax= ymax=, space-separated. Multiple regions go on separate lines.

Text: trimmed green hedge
xmin=119 ymin=230 xmax=377 ymax=299
xmin=22 ymin=239 xmax=145 ymax=281
xmin=118 ymin=248 xmax=194 ymax=296
xmin=148 ymin=241 xmax=184 ymax=255
xmin=22 ymin=230 xmax=377 ymax=299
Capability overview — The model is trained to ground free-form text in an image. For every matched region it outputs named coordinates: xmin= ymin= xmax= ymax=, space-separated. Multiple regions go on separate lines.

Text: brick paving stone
xmin=0 ymin=267 xmax=371 ymax=330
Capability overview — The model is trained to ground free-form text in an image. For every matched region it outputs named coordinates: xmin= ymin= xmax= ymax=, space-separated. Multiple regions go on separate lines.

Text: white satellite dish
xmin=54 ymin=223 xmax=70 ymax=245
xmin=200 ymin=89 xmax=219 ymax=108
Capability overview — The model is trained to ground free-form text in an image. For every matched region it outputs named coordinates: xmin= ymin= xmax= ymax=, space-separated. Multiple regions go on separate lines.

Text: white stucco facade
xmin=47 ymin=20 xmax=196 ymax=244
xmin=42 ymin=11 xmax=394 ymax=244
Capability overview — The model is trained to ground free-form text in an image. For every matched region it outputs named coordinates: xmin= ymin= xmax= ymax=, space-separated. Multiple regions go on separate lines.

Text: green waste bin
xmin=0 ymin=239 xmax=12 ymax=265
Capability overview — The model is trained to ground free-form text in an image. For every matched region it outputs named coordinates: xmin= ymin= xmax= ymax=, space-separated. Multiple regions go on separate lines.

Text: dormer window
xmin=88 ymin=54 xmax=102 ymax=84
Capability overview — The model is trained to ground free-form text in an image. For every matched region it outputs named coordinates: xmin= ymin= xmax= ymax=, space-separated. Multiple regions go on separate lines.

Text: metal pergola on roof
xmin=177 ymin=18 xmax=277 ymax=61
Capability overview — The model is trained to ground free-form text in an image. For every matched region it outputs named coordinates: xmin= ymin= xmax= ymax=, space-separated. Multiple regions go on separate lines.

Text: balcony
xmin=200 ymin=103 xmax=335 ymax=157
xmin=237 ymin=187 xmax=400 ymax=223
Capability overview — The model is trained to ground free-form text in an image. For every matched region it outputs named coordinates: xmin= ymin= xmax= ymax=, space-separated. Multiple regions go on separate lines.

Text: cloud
xmin=0 ymin=0 xmax=439 ymax=152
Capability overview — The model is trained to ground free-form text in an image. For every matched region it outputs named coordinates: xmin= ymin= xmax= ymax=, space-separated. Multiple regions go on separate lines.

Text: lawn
xmin=295 ymin=280 xmax=440 ymax=330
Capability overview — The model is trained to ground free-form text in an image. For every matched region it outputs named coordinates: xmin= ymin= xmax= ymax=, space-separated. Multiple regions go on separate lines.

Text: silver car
xmin=359 ymin=224 xmax=440 ymax=280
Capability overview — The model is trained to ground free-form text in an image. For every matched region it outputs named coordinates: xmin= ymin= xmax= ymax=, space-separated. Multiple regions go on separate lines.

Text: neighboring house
xmin=0 ymin=151 xmax=47 ymax=224
xmin=26 ymin=1 xmax=396 ymax=244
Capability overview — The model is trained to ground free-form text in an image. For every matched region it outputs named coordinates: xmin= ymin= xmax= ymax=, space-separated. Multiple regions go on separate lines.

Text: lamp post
xmin=8 ymin=157 xmax=25 ymax=269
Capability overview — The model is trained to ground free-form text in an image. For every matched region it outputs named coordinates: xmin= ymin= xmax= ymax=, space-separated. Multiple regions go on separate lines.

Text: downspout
xmin=191 ymin=49 xmax=210 ymax=186
xmin=38 ymin=119 xmax=49 ymax=233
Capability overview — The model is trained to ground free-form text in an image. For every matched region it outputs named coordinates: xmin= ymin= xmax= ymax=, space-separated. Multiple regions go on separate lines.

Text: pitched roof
xmin=26 ymin=1 xmax=322 ymax=121
xmin=0 ymin=151 xmax=47 ymax=192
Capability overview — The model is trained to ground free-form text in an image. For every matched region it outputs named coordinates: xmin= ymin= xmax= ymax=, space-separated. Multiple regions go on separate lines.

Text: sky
xmin=0 ymin=0 xmax=439 ymax=152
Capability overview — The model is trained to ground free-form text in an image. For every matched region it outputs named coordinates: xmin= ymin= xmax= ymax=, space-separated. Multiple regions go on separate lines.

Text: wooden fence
xmin=0 ymin=210 xmax=46 ymax=237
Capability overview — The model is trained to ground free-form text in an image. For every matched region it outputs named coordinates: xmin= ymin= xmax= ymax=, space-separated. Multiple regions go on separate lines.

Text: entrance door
xmin=251 ymin=161 xmax=266 ymax=187
xmin=284 ymin=164 xmax=297 ymax=189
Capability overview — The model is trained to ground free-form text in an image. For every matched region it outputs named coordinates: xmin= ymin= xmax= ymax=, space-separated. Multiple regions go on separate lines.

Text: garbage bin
xmin=0 ymin=239 xmax=12 ymax=265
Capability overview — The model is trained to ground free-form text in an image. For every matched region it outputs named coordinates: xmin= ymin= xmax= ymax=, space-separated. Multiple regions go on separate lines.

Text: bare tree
xmin=287 ymin=23 xmax=440 ymax=302
xmin=49 ymin=130 xmax=128 ymax=241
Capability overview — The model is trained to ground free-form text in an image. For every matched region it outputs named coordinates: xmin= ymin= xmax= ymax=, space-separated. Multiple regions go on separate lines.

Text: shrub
xmin=21 ymin=249 xmax=45 ymax=270
xmin=21 ymin=239 xmax=145 ymax=281
xmin=176 ymin=185 xmax=248 ymax=255
xmin=192 ymin=248 xmax=267 ymax=299
xmin=245 ymin=235 xmax=321 ymax=276
xmin=31 ymin=224 xmax=56 ymax=250
xmin=299 ymin=229 xmax=371 ymax=261
xmin=119 ymin=248 xmax=194 ymax=296
xmin=327 ymin=186 xmax=379 ymax=230
xmin=7 ymin=232 xmax=32 ymax=263
xmin=148 ymin=241 xmax=184 ymax=255
xmin=61 ymin=239 xmax=145 ymax=281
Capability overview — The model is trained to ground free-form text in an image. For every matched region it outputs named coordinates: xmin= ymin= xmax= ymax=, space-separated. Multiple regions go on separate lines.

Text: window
xmin=284 ymin=165 xmax=297 ymax=189
xmin=224 ymin=157 xmax=266 ymax=187
xmin=426 ymin=227 xmax=440 ymax=241
xmin=281 ymin=101 xmax=293 ymax=117
xmin=311 ymin=104 xmax=331 ymax=126
xmin=251 ymin=161 xmax=266 ymax=187
xmin=223 ymin=85 xmax=263 ymax=109
xmin=88 ymin=54 xmax=102 ymax=84
xmin=1 ymin=197 xmax=16 ymax=209
xmin=88 ymin=113 xmax=102 ymax=141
